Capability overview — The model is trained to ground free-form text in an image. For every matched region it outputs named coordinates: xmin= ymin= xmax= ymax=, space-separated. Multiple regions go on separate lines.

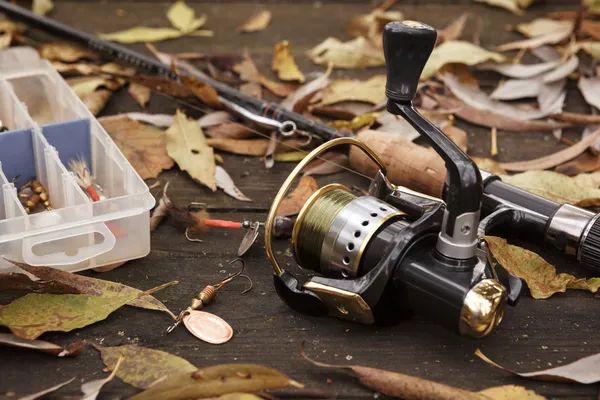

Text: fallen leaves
xmin=313 ymin=75 xmax=386 ymax=107
xmin=277 ymin=176 xmax=318 ymax=217
xmin=476 ymin=349 xmax=600 ymax=384
xmin=484 ymin=236 xmax=600 ymax=299
xmin=0 ymin=271 xmax=80 ymax=294
xmin=32 ymin=0 xmax=54 ymax=16
xmin=166 ymin=109 xmax=216 ymax=191
xmin=234 ymin=49 xmax=296 ymax=97
xmin=207 ymin=137 xmax=307 ymax=156
xmin=180 ymin=75 xmax=222 ymax=108
xmin=423 ymin=40 xmax=505 ymax=79
xmin=0 ymin=333 xmax=87 ymax=357
xmin=94 ymin=344 xmax=197 ymax=389
xmin=309 ymin=36 xmax=385 ymax=69
xmin=215 ymin=166 xmax=252 ymax=202
xmin=280 ymin=67 xmax=332 ymax=112
xmin=83 ymin=89 xmax=113 ymax=116
xmin=478 ymin=385 xmax=545 ymax=400
xmin=304 ymin=152 xmax=349 ymax=176
xmin=166 ymin=1 xmax=206 ymax=33
xmin=18 ymin=378 xmax=75 ymax=400
xmin=39 ymin=42 xmax=98 ymax=62
xmin=81 ymin=357 xmax=123 ymax=400
xmin=238 ymin=10 xmax=272 ymax=33
xmin=578 ymin=76 xmax=600 ymax=110
xmin=474 ymin=0 xmax=534 ymax=15
xmin=100 ymin=115 xmax=175 ymax=179
xmin=130 ymin=364 xmax=302 ymax=400
xmin=272 ymin=41 xmax=305 ymax=83
xmin=347 ymin=5 xmax=403 ymax=40
xmin=129 ymin=83 xmax=152 ymax=108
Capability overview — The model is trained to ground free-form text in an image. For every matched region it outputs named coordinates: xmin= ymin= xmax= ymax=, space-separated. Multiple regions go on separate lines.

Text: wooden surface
xmin=2 ymin=1 xmax=600 ymax=399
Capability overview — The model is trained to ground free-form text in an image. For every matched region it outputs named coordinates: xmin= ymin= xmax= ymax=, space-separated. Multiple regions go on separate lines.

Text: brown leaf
xmin=550 ymin=111 xmax=600 ymax=125
xmin=83 ymin=89 xmax=112 ymax=116
xmin=442 ymin=124 xmax=468 ymax=152
xmin=347 ymin=7 xmax=403 ymax=40
xmin=439 ymin=63 xmax=480 ymax=88
xmin=308 ymin=36 xmax=385 ymax=69
xmin=180 ymin=75 xmax=222 ymax=108
xmin=100 ymin=115 xmax=174 ymax=179
xmin=0 ymin=272 xmax=80 ymax=294
xmin=206 ymin=122 xmax=258 ymax=140
xmin=476 ymin=348 xmax=600 ymax=383
xmin=11 ymin=262 xmax=176 ymax=318
xmin=234 ymin=49 xmax=296 ymax=97
xmin=484 ymin=236 xmax=600 ymax=299
xmin=207 ymin=137 xmax=307 ymax=156
xmin=438 ymin=12 xmax=469 ymax=44
xmin=433 ymin=94 xmax=569 ymax=132
xmin=93 ymin=344 xmax=197 ymax=389
xmin=92 ymin=261 xmax=127 ymax=273
xmin=304 ymin=152 xmax=350 ymax=176
xmin=500 ymin=129 xmax=600 ymax=171
xmin=129 ymin=83 xmax=151 ymax=108
xmin=581 ymin=19 xmax=600 ymax=40
xmin=272 ymin=40 xmax=305 ymax=83
xmin=301 ymin=344 xmax=483 ymax=400
xmin=259 ymin=75 xmax=296 ymax=97
xmin=167 ymin=110 xmax=216 ymax=191
xmin=237 ymin=10 xmax=271 ymax=33
xmin=281 ymin=67 xmax=332 ymax=113
xmin=121 ymin=74 xmax=193 ymax=98
xmin=239 ymin=82 xmax=262 ymax=98
xmin=0 ymin=333 xmax=87 ymax=357
xmin=312 ymin=75 xmax=386 ymax=108
xmin=555 ymin=152 xmax=600 ymax=176
xmin=129 ymin=364 xmax=302 ymax=400
xmin=277 ymin=176 xmax=318 ymax=217
xmin=18 ymin=377 xmax=75 ymax=400
xmin=39 ymin=42 xmax=98 ymax=62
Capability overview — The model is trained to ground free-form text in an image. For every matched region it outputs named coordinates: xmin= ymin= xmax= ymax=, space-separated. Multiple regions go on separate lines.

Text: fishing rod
xmin=0 ymin=1 xmax=353 ymax=143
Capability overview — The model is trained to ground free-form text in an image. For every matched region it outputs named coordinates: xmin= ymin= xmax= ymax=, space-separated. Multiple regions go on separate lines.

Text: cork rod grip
xmin=349 ymin=130 xmax=446 ymax=198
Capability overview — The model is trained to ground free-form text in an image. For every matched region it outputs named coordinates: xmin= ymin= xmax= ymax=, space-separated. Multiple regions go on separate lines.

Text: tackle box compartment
xmin=0 ymin=47 xmax=155 ymax=273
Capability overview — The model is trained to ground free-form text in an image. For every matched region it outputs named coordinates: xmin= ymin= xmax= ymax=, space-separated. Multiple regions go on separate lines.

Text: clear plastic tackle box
xmin=0 ymin=47 xmax=155 ymax=273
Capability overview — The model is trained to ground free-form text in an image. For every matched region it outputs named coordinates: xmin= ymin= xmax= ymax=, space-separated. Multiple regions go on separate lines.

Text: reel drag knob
xmin=383 ymin=21 xmax=437 ymax=103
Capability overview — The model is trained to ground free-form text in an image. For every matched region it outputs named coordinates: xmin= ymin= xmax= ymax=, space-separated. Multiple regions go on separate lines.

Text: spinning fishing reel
xmin=265 ymin=21 xmax=522 ymax=338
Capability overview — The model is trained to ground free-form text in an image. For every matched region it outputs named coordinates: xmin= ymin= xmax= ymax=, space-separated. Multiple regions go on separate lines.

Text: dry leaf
xmin=347 ymin=7 xmax=403 ymax=40
xmin=538 ymin=79 xmax=566 ymax=114
xmin=490 ymin=77 xmax=542 ymax=100
xmin=304 ymin=152 xmax=350 ymax=176
xmin=129 ymin=364 xmax=302 ymax=400
xmin=166 ymin=109 xmax=216 ymax=191
xmin=0 ymin=32 xmax=12 ymax=50
xmin=100 ymin=115 xmax=174 ymax=179
xmin=280 ymin=69 xmax=331 ymax=112
xmin=83 ymin=89 xmax=112 ymax=116
xmin=218 ymin=395 xmax=263 ymax=400
xmin=32 ymin=0 xmax=54 ymax=16
xmin=272 ymin=41 xmax=305 ymax=83
xmin=581 ymin=19 xmax=600 ymax=40
xmin=578 ymin=76 xmax=600 ymax=110
xmin=118 ymin=75 xmax=193 ymax=98
xmin=0 ymin=333 xmax=87 ymax=357
xmin=433 ymin=94 xmax=569 ymax=131
xmin=127 ymin=113 xmax=174 ymax=128
xmin=302 ymin=345 xmax=483 ymax=400
xmin=330 ymin=112 xmax=380 ymax=132
xmin=517 ymin=18 xmax=573 ymax=37
xmin=67 ymin=76 xmax=120 ymax=98
xmin=207 ymin=137 xmax=306 ymax=156
xmin=478 ymin=385 xmax=546 ymax=400
xmin=240 ymin=82 xmax=262 ymax=98
xmin=550 ymin=111 xmax=600 ymax=125
xmin=11 ymin=262 xmax=176 ymax=318
xmin=198 ymin=111 xmax=234 ymax=128
xmin=259 ymin=76 xmax=296 ymax=97
xmin=238 ymin=10 xmax=271 ymax=33
xmin=498 ymin=170 xmax=600 ymax=206
xmin=439 ymin=12 xmax=470 ymax=44
xmin=0 ymin=271 xmax=80 ymax=294
xmin=474 ymin=0 xmax=532 ymax=15
xmin=98 ymin=27 xmax=211 ymax=44
xmin=500 ymin=129 xmax=600 ymax=171
xmin=129 ymin=83 xmax=151 ymax=108
xmin=277 ymin=176 xmax=318 ymax=217
xmin=484 ymin=236 xmax=600 ymax=299
xmin=81 ymin=357 xmax=123 ymax=400
xmin=312 ymin=75 xmax=386 ymax=107
xmin=555 ymin=151 xmax=600 ymax=176
xmin=477 ymin=60 xmax=560 ymax=78
xmin=439 ymin=63 xmax=480 ymax=88
xmin=166 ymin=1 xmax=206 ymax=33
xmin=374 ymin=112 xmax=420 ymax=142
xmin=543 ymin=55 xmax=579 ymax=83
xmin=473 ymin=157 xmax=507 ymax=174
xmin=39 ymin=42 xmax=98 ymax=62
xmin=496 ymin=29 xmax=572 ymax=52
xmin=206 ymin=122 xmax=258 ymax=140
xmin=234 ymin=49 xmax=296 ymax=97
xmin=274 ymin=151 xmax=308 ymax=162
xmin=93 ymin=344 xmax=197 ymax=389
xmin=423 ymin=40 xmax=505 ymax=79
xmin=18 ymin=378 xmax=75 ymax=400
xmin=309 ymin=36 xmax=385 ymax=69
xmin=180 ymin=75 xmax=222 ymax=108
xmin=476 ymin=348 xmax=600 ymax=384
xmin=215 ymin=166 xmax=252 ymax=202
xmin=570 ymin=41 xmax=600 ymax=59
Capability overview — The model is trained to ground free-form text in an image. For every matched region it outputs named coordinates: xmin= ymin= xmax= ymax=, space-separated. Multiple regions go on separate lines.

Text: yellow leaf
xmin=128 ymin=83 xmax=151 ymax=108
xmin=474 ymin=0 xmax=527 ymax=15
xmin=167 ymin=1 xmax=195 ymax=31
xmin=32 ymin=0 xmax=54 ymax=16
xmin=478 ymin=385 xmax=546 ymax=400
xmin=166 ymin=110 xmax=216 ymax=191
xmin=274 ymin=151 xmax=308 ymax=162
xmin=98 ymin=27 xmax=188 ymax=44
xmin=0 ymin=33 xmax=11 ymax=50
xmin=67 ymin=77 xmax=115 ymax=98
xmin=309 ymin=36 xmax=385 ymax=69
xmin=272 ymin=41 xmax=305 ymax=83
xmin=238 ymin=10 xmax=272 ymax=33
xmin=571 ymin=41 xmax=600 ymax=60
xmin=484 ymin=236 xmax=600 ymax=299
xmin=517 ymin=18 xmax=573 ymax=38
xmin=40 ymin=42 xmax=98 ymax=62
xmin=347 ymin=8 xmax=403 ymax=39
xmin=277 ymin=176 xmax=319 ymax=217
xmin=83 ymin=89 xmax=112 ymax=116
xmin=423 ymin=40 xmax=505 ymax=79
xmin=499 ymin=170 xmax=600 ymax=207
xmin=313 ymin=75 xmax=386 ymax=107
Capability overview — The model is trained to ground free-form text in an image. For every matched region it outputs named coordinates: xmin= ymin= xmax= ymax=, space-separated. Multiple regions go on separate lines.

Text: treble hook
xmin=214 ymin=258 xmax=253 ymax=294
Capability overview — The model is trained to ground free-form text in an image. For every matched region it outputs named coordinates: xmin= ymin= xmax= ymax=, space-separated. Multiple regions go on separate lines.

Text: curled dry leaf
xmin=67 ymin=76 xmax=121 ymax=98
xmin=129 ymin=83 xmax=151 ymax=108
xmin=100 ymin=115 xmax=174 ymax=179
xmin=277 ymin=176 xmax=318 ymax=217
xmin=18 ymin=377 xmax=75 ymax=400
xmin=129 ymin=364 xmax=302 ymax=400
xmin=499 ymin=170 xmax=600 ymax=206
xmin=81 ymin=357 xmax=123 ymax=400
xmin=32 ymin=0 xmax=54 ymax=16
xmin=578 ymin=76 xmax=600 ymax=110
xmin=495 ymin=29 xmax=572 ymax=52
xmin=272 ymin=40 xmax=305 ymax=83
xmin=237 ymin=10 xmax=272 ymax=33
xmin=10 ymin=261 xmax=176 ymax=318
xmin=280 ymin=68 xmax=332 ymax=113
xmin=0 ymin=333 xmax=87 ymax=357
xmin=312 ymin=75 xmax=386 ymax=107
xmin=500 ymin=129 xmax=600 ymax=172
xmin=476 ymin=348 xmax=600 ymax=384
xmin=98 ymin=27 xmax=212 ymax=44
xmin=347 ymin=6 xmax=403 ymax=40
xmin=304 ymin=152 xmax=349 ymax=176
xmin=308 ymin=36 xmax=385 ymax=69
xmin=94 ymin=344 xmax=197 ymax=389
xmin=555 ymin=152 xmax=600 ymax=176
xmin=83 ymin=89 xmax=113 ymax=116
xmin=180 ymin=75 xmax=222 ymax=108
xmin=207 ymin=137 xmax=307 ymax=156
xmin=215 ymin=166 xmax=252 ymax=202
xmin=423 ymin=40 xmax=505 ymax=79
xmin=166 ymin=110 xmax=216 ymax=191
xmin=484 ymin=236 xmax=600 ymax=299
xmin=39 ymin=42 xmax=98 ymax=62
xmin=433 ymin=94 xmax=569 ymax=132
xmin=542 ymin=55 xmax=578 ymax=83
xmin=0 ymin=271 xmax=80 ymax=294
xmin=301 ymin=343 xmax=483 ymax=400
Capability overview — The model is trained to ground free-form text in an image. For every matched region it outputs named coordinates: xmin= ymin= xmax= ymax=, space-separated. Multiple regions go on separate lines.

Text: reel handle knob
xmin=383 ymin=21 xmax=437 ymax=103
